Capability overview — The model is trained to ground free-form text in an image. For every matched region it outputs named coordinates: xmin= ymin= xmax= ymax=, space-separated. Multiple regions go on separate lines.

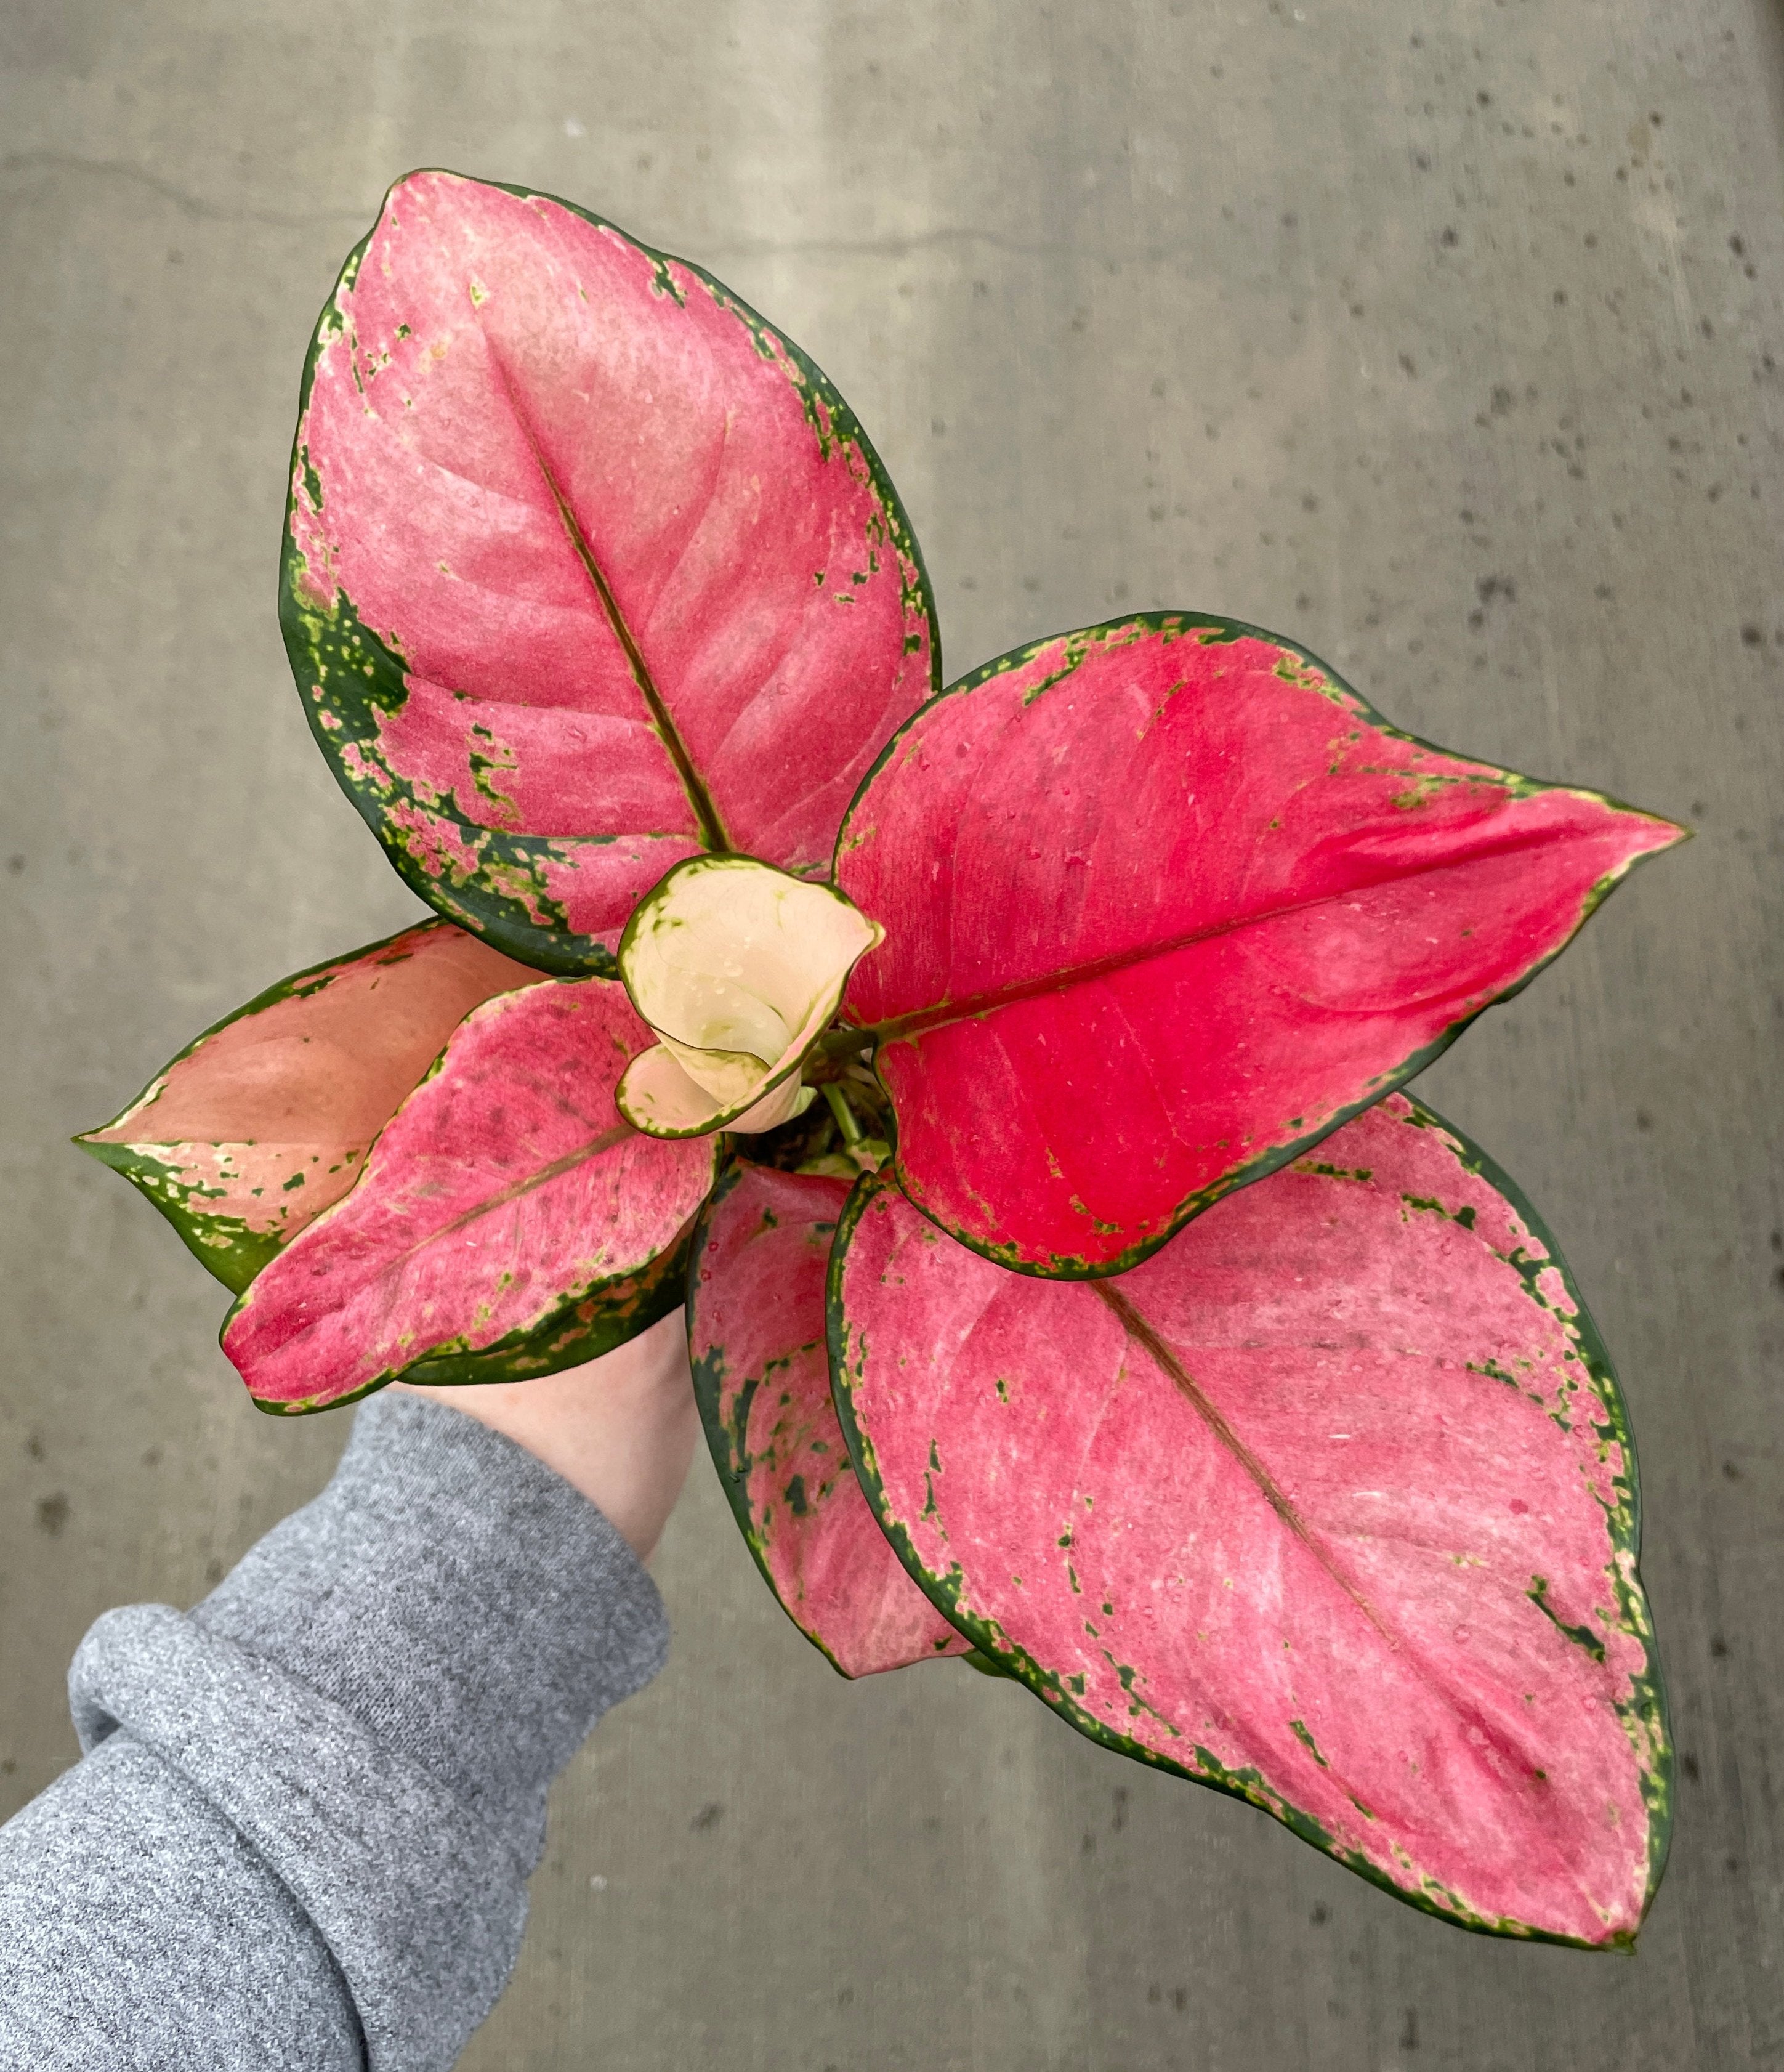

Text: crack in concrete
xmin=0 ymin=152 xmax=371 ymax=229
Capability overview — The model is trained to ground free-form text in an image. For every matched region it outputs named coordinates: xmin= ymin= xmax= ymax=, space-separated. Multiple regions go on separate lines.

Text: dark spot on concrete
xmin=1490 ymin=384 xmax=1513 ymax=415
xmin=1173 ymin=1987 xmax=1189 ymax=2012
xmin=25 ymin=1435 xmax=44 ymax=1461
xmin=1440 ymin=226 xmax=1459 ymax=248
xmin=1399 ymin=351 xmax=1418 ymax=376
xmin=1081 ymin=1830 xmax=1096 ymax=1855
xmin=1711 ymin=1633 xmax=1729 ymax=1659
xmin=1741 ymin=623 xmax=1764 ymax=645
xmin=1649 ymin=110 xmax=1663 ymax=126
xmin=1477 ymin=89 xmax=1491 ymax=106
xmin=1770 ymin=1229 xmax=1782 ymax=1253
xmin=5 ymin=855 xmax=23 ymax=875
xmin=1401 ymin=2007 xmax=1420 ymax=2051
xmin=1731 ymin=234 xmax=1746 ymax=257
xmin=36 ymin=1493 xmax=68 ymax=1537
xmin=1681 ymin=1751 xmax=1701 ymax=1782
xmin=1636 ymin=1109 xmax=1653 ymax=1131
xmin=691 ymin=1801 xmax=725 ymax=1831
xmin=1723 ymin=1460 xmax=1742 ymax=1481
xmin=1112 ymin=1787 xmax=1129 ymax=1831
xmin=1310 ymin=1901 xmax=1330 ymax=1924
xmin=1476 ymin=575 xmax=1516 ymax=605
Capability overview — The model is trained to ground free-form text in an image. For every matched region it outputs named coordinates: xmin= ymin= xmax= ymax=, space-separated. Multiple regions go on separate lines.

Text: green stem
xmin=821 ymin=1082 xmax=865 ymax=1146
xmin=815 ymin=1025 xmax=875 ymax=1059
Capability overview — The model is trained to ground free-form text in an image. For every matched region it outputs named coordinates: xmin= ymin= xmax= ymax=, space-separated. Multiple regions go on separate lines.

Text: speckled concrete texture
xmin=2 ymin=2 xmax=1779 ymax=2065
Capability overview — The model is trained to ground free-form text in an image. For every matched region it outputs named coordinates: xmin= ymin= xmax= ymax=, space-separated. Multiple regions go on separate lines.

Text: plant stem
xmin=821 ymin=1082 xmax=865 ymax=1146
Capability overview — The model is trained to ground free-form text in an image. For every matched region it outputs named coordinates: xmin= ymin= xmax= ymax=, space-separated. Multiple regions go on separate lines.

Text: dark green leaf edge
xmin=833 ymin=609 xmax=1687 ymax=1282
xmin=825 ymin=1102 xmax=1673 ymax=1949
xmin=280 ymin=170 xmax=944 ymax=978
xmin=73 ymin=918 xmax=463 ymax=1295
xmin=685 ymin=1157 xmax=854 ymax=1679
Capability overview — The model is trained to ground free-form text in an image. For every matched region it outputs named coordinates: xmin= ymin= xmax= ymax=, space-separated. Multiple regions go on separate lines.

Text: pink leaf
xmin=224 ymin=977 xmax=717 ymax=1412
xmin=831 ymin=1093 xmax=1669 ymax=1945
xmin=837 ymin=615 xmax=1684 ymax=1274
xmin=688 ymin=1162 xmax=971 ymax=1676
xmin=286 ymin=171 xmax=937 ymax=973
xmin=78 ymin=921 xmax=541 ymax=1291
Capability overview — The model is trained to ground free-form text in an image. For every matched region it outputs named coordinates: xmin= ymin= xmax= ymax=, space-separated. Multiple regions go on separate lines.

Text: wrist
xmin=393 ymin=1308 xmax=700 ymax=1560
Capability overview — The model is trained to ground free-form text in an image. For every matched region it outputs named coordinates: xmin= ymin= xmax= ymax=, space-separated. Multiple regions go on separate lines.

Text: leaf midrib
xmin=483 ymin=338 xmax=730 ymax=853
xmin=1092 ymin=1276 xmax=1599 ymax=1906
xmin=859 ymin=817 xmax=1610 ymax=1046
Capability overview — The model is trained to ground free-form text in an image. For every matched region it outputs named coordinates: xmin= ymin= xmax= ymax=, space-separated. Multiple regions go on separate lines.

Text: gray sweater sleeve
xmin=0 ymin=1392 xmax=671 ymax=2072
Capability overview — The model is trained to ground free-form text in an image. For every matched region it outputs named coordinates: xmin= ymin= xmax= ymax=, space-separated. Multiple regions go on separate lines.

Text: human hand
xmin=394 ymin=1308 xmax=701 ymax=1561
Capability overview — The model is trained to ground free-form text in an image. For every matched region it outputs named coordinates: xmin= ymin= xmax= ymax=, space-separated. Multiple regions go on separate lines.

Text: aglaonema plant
xmin=81 ymin=170 xmax=1684 ymax=1948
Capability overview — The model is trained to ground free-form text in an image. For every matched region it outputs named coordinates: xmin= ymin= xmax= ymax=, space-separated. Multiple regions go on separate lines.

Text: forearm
xmin=0 ymin=1385 xmax=671 ymax=2071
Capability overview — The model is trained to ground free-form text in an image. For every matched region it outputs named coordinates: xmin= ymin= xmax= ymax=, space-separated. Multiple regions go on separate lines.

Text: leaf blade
xmin=836 ymin=613 xmax=1683 ymax=1274
xmin=285 ymin=171 xmax=938 ymax=973
xmin=829 ymin=1092 xmax=1669 ymax=1945
xmin=77 ymin=920 xmax=541 ymax=1291
xmin=688 ymin=1161 xmax=971 ymax=1677
xmin=223 ymin=976 xmax=717 ymax=1411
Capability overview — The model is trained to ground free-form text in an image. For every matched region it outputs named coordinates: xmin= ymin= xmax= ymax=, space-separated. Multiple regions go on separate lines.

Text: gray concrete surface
xmin=3 ymin=1 xmax=1781 ymax=2065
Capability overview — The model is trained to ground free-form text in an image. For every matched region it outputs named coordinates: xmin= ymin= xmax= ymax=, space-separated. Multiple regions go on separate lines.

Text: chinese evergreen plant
xmin=81 ymin=171 xmax=1682 ymax=1948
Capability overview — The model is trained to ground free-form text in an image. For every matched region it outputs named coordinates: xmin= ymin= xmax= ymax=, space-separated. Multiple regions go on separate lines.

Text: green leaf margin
xmin=684 ymin=1156 xmax=855 ymax=1678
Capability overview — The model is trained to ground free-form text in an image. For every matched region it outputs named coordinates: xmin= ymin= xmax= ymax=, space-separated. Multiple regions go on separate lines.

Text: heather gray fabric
xmin=0 ymin=1391 xmax=671 ymax=2071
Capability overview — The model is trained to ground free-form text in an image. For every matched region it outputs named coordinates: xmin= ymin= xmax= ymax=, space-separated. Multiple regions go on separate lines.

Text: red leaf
xmin=837 ymin=616 xmax=1683 ymax=1273
xmin=688 ymin=1162 xmax=970 ymax=1677
xmin=285 ymin=171 xmax=937 ymax=973
xmin=225 ymin=978 xmax=716 ymax=1412
xmin=78 ymin=921 xmax=541 ymax=1291
xmin=831 ymin=1094 xmax=1669 ymax=1945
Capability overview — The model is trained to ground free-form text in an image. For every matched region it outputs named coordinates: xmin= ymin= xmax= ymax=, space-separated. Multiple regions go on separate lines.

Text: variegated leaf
xmin=836 ymin=615 xmax=1684 ymax=1275
xmin=830 ymin=1093 xmax=1669 ymax=1946
xmin=78 ymin=920 xmax=539 ymax=1291
xmin=285 ymin=170 xmax=937 ymax=975
xmin=688 ymin=1161 xmax=970 ymax=1676
xmin=225 ymin=977 xmax=716 ymax=1412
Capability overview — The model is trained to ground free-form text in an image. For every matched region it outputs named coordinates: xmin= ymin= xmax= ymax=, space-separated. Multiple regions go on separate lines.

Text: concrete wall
xmin=2 ymin=1 xmax=1780 ymax=2063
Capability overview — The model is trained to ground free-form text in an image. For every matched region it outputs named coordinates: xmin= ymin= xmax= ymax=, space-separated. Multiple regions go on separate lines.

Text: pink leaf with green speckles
xmin=830 ymin=1093 xmax=1669 ymax=1946
xmin=285 ymin=169 xmax=937 ymax=976
xmin=837 ymin=615 xmax=1684 ymax=1276
xmin=77 ymin=920 xmax=541 ymax=1292
xmin=224 ymin=976 xmax=717 ymax=1413
xmin=688 ymin=1161 xmax=970 ymax=1677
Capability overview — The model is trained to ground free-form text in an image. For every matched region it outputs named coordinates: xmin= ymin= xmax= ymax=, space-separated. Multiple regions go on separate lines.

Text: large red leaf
xmin=225 ymin=978 xmax=717 ymax=1412
xmin=829 ymin=1094 xmax=1669 ymax=1945
xmin=77 ymin=921 xmax=540 ymax=1292
xmin=836 ymin=615 xmax=1683 ymax=1274
xmin=284 ymin=171 xmax=937 ymax=975
xmin=687 ymin=1162 xmax=969 ymax=1677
